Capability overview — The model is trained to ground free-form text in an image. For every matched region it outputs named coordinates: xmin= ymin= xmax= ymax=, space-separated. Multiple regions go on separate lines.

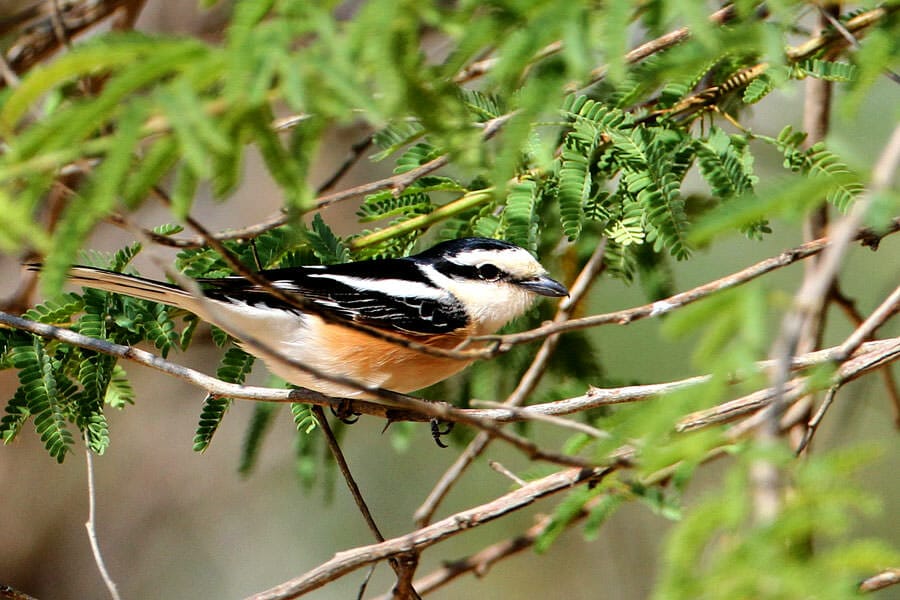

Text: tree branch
xmin=482 ymin=218 xmax=900 ymax=351
xmin=311 ymin=406 xmax=422 ymax=600
xmin=244 ymin=465 xmax=611 ymax=600
xmin=1 ymin=1 xmax=136 ymax=89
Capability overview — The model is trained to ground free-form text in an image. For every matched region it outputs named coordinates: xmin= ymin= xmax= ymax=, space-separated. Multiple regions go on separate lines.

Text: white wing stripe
xmin=305 ymin=273 xmax=444 ymax=299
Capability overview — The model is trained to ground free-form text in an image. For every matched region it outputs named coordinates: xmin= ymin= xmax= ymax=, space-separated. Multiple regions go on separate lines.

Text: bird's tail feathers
xmin=34 ymin=264 xmax=201 ymax=313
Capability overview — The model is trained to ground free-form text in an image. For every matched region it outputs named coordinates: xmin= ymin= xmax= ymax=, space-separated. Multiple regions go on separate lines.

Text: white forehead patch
xmin=448 ymin=248 xmax=545 ymax=279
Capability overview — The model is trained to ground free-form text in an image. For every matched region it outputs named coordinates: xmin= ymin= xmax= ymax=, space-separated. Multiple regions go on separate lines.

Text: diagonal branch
xmin=311 ymin=406 xmax=422 ymax=600
xmin=243 ymin=465 xmax=611 ymax=600
xmin=1 ymin=1 xmax=138 ymax=88
xmin=482 ymin=218 xmax=900 ymax=351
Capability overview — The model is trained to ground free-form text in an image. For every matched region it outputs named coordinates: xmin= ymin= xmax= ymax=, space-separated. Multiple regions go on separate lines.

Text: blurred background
xmin=1 ymin=2 xmax=898 ymax=599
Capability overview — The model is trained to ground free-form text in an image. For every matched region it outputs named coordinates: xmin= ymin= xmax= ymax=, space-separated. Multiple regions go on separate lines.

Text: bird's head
xmin=414 ymin=238 xmax=568 ymax=334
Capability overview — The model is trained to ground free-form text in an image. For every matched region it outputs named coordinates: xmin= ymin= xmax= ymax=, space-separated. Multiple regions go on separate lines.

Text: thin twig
xmin=311 ymin=407 xmax=422 ymax=600
xmin=859 ymin=569 xmax=900 ymax=593
xmin=471 ymin=400 xmax=609 ymax=439
xmin=833 ymin=286 xmax=900 ymax=428
xmin=483 ymin=219 xmax=900 ymax=350
xmin=678 ymin=339 xmax=900 ymax=433
xmin=794 ymin=386 xmax=838 ymax=456
xmin=488 ymin=461 xmax=528 ymax=487
xmin=312 ymin=407 xmax=386 ymax=542
xmin=836 ymin=285 xmax=900 ymax=360
xmin=314 ymin=133 xmax=375 ymax=195
xmin=84 ymin=444 xmax=121 ymax=600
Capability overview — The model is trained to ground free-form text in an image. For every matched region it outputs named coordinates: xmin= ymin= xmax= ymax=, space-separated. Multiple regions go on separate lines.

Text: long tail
xmin=29 ymin=264 xmax=204 ymax=314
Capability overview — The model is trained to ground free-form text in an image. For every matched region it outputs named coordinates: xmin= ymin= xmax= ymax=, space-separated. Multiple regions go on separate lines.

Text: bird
xmin=42 ymin=237 xmax=568 ymax=399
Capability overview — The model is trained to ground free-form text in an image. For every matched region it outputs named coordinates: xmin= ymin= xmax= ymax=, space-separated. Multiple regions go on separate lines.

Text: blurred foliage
xmin=0 ymin=0 xmax=898 ymax=596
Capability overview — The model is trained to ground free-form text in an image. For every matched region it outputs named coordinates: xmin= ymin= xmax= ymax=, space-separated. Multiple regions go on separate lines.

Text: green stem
xmin=350 ymin=189 xmax=495 ymax=249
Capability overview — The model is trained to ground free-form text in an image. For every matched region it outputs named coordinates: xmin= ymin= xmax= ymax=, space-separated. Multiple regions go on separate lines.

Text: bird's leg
xmin=430 ymin=418 xmax=454 ymax=448
xmin=330 ymin=399 xmax=361 ymax=424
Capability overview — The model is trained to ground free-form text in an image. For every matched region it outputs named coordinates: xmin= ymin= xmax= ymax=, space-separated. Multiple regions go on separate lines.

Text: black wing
xmin=199 ymin=259 xmax=469 ymax=335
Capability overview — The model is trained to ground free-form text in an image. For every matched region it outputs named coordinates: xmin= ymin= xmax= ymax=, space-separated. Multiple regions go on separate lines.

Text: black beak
xmin=519 ymin=274 xmax=569 ymax=297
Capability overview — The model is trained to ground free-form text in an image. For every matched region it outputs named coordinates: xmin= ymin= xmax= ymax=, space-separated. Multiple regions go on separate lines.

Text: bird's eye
xmin=477 ymin=264 xmax=501 ymax=281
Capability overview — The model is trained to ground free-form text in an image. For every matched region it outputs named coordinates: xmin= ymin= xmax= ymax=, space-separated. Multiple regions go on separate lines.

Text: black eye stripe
xmin=433 ymin=261 xmax=511 ymax=282
xmin=433 ymin=262 xmax=481 ymax=280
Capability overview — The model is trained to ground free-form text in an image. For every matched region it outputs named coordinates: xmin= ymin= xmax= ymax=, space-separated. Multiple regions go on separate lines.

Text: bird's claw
xmin=330 ymin=400 xmax=360 ymax=424
xmin=430 ymin=418 xmax=454 ymax=448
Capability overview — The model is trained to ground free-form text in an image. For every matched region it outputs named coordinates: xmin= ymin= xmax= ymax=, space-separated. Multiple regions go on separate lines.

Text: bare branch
xmin=484 ymin=219 xmax=900 ymax=350
xmin=859 ymin=569 xmax=900 ymax=593
xmin=488 ymin=461 xmax=528 ymax=487
xmin=2 ymin=1 xmax=135 ymax=89
xmin=244 ymin=466 xmax=610 ymax=600
xmin=836 ymin=285 xmax=900 ymax=360
xmin=311 ymin=407 xmax=422 ymax=600
xmin=84 ymin=443 xmax=121 ymax=600
xmin=678 ymin=338 xmax=900 ymax=433
xmin=794 ymin=386 xmax=838 ymax=456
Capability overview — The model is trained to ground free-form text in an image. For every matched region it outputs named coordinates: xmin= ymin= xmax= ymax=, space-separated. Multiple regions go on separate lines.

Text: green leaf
xmin=394 ymin=142 xmax=442 ymax=174
xmin=23 ymin=293 xmax=85 ymax=325
xmin=504 ymin=179 xmax=540 ymax=251
xmin=291 ymin=402 xmax=317 ymax=434
xmin=558 ymin=146 xmax=590 ymax=241
xmin=371 ymin=120 xmax=426 ymax=161
xmin=11 ymin=336 xmax=74 ymax=462
xmin=357 ymin=191 xmax=434 ymax=223
xmin=193 ymin=347 xmax=255 ymax=452
xmin=1 ymin=387 xmax=30 ymax=444
xmin=239 ymin=402 xmax=279 ymax=475
xmin=306 ymin=214 xmax=350 ymax=264
xmin=0 ymin=36 xmax=190 ymax=131
xmin=741 ymin=75 xmax=774 ymax=104
xmin=141 ymin=302 xmax=180 ymax=358
xmin=40 ymin=103 xmax=146 ymax=295
xmin=74 ymin=352 xmax=114 ymax=454
xmin=105 ymin=365 xmax=135 ymax=409
xmin=798 ymin=58 xmax=858 ymax=82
